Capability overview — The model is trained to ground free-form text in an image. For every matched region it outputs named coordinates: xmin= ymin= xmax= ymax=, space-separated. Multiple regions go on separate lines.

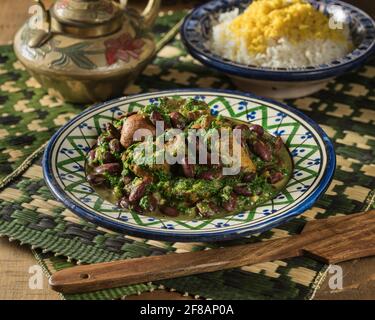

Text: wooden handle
xmin=303 ymin=210 xmax=375 ymax=264
xmin=50 ymin=210 xmax=375 ymax=294
xmin=49 ymin=236 xmax=300 ymax=294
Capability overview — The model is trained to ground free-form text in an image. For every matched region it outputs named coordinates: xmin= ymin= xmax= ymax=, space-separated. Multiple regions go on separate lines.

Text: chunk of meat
xmin=131 ymin=162 xmax=170 ymax=179
xmin=123 ymin=140 xmax=170 ymax=179
xmin=120 ymin=114 xmax=156 ymax=148
xmin=216 ymin=133 xmax=256 ymax=174
xmin=240 ymin=144 xmax=256 ymax=173
xmin=190 ymin=115 xmax=213 ymax=129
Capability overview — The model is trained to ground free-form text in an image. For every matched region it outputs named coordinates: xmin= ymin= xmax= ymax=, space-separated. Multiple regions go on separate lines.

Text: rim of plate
xmin=181 ymin=0 xmax=375 ymax=82
xmin=43 ymin=89 xmax=336 ymax=242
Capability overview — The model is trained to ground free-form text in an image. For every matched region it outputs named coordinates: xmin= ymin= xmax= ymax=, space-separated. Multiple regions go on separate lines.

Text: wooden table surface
xmin=0 ymin=0 xmax=374 ymax=300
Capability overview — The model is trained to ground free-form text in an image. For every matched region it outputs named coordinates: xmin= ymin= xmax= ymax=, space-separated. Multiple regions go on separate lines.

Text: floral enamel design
xmin=104 ymin=33 xmax=145 ymax=65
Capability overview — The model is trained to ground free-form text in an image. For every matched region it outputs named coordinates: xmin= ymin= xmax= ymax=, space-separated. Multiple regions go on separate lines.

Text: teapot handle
xmin=116 ymin=0 xmax=161 ymax=29
xmin=141 ymin=0 xmax=161 ymax=29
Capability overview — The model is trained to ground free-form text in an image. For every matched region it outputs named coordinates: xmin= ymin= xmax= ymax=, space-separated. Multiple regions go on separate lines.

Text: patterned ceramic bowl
xmin=181 ymin=0 xmax=375 ymax=99
xmin=43 ymin=89 xmax=335 ymax=242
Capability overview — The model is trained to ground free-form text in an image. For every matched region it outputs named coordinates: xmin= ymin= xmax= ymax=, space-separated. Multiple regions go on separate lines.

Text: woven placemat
xmin=0 ymin=11 xmax=374 ymax=300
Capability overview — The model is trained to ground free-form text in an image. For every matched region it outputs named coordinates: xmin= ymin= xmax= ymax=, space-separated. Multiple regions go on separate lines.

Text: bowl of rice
xmin=181 ymin=0 xmax=375 ymax=99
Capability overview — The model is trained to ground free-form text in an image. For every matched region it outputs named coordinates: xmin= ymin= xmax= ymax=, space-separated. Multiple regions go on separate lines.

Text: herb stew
xmin=86 ymin=98 xmax=293 ymax=219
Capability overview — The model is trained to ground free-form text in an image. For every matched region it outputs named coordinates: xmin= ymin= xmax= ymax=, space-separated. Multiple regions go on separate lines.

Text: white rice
xmin=210 ymin=9 xmax=352 ymax=68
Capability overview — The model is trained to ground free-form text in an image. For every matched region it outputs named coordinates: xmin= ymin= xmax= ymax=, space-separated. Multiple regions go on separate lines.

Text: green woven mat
xmin=0 ymin=10 xmax=374 ymax=300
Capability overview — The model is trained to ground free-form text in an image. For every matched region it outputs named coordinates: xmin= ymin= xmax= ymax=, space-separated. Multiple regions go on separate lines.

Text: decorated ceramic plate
xmin=43 ymin=89 xmax=335 ymax=242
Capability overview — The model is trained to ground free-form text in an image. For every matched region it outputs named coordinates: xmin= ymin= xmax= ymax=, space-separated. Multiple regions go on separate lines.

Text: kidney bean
xmin=216 ymin=170 xmax=223 ymax=179
xmin=132 ymin=204 xmax=144 ymax=213
xmin=197 ymin=202 xmax=219 ymax=218
xmin=129 ymin=179 xmax=151 ymax=203
xmin=95 ymin=163 xmax=121 ymax=175
xmin=249 ymin=124 xmax=264 ymax=137
xmin=160 ymin=206 xmax=179 ymax=217
xmin=234 ymin=185 xmax=252 ymax=196
xmin=253 ymin=141 xmax=272 ymax=162
xmin=148 ymin=195 xmax=158 ymax=212
xmin=150 ymin=110 xmax=164 ymax=125
xmin=118 ymin=196 xmax=131 ymax=209
xmin=97 ymin=135 xmax=112 ymax=145
xmin=198 ymin=171 xmax=215 ymax=181
xmin=235 ymin=124 xmax=250 ymax=134
xmin=207 ymin=202 xmax=221 ymax=217
xmin=234 ymin=124 xmax=249 ymax=131
xmin=170 ymin=112 xmax=186 ymax=129
xmin=222 ymin=194 xmax=237 ymax=212
xmin=200 ymin=169 xmax=222 ymax=180
xmin=268 ymin=172 xmax=284 ymax=184
xmin=87 ymin=173 xmax=106 ymax=186
xmin=209 ymin=202 xmax=220 ymax=212
xmin=195 ymin=207 xmax=201 ymax=216
xmin=150 ymin=111 xmax=171 ymax=130
xmin=102 ymin=151 xmax=116 ymax=164
xmin=274 ymin=136 xmax=284 ymax=152
xmin=123 ymin=176 xmax=132 ymax=185
xmin=106 ymin=123 xmax=120 ymax=139
xmin=88 ymin=149 xmax=96 ymax=161
xmin=243 ymin=173 xmax=256 ymax=182
xmin=181 ymin=158 xmax=195 ymax=178
xmin=109 ymin=139 xmax=121 ymax=153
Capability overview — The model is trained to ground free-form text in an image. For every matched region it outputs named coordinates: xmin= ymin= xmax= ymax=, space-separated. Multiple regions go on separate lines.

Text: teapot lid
xmin=51 ymin=0 xmax=124 ymax=37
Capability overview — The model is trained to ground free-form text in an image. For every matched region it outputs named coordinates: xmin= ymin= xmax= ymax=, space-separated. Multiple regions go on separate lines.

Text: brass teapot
xmin=14 ymin=0 xmax=161 ymax=103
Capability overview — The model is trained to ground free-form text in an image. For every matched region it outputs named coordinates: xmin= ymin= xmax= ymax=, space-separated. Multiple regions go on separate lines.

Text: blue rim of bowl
xmin=43 ymin=89 xmax=336 ymax=242
xmin=181 ymin=0 xmax=375 ymax=82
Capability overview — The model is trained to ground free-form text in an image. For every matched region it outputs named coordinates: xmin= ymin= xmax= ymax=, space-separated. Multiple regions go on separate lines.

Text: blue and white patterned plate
xmin=181 ymin=0 xmax=375 ymax=82
xmin=43 ymin=90 xmax=336 ymax=242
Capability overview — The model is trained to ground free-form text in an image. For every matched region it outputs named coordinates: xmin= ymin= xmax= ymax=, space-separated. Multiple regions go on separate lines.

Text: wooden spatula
xmin=49 ymin=210 xmax=375 ymax=294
